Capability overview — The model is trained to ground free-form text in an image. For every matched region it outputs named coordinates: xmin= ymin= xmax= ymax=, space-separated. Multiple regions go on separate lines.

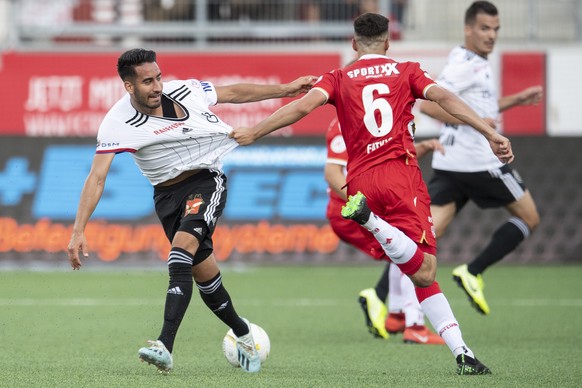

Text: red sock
xmin=397 ymin=247 xmax=424 ymax=275
xmin=415 ymin=281 xmax=442 ymax=303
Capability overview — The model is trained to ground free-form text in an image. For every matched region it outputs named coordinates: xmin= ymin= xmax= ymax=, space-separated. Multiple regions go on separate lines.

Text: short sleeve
xmin=325 ymin=118 xmax=347 ymax=166
xmin=409 ymin=62 xmax=437 ymax=99
xmin=187 ymin=79 xmax=218 ymax=107
xmin=437 ymin=62 xmax=475 ymax=94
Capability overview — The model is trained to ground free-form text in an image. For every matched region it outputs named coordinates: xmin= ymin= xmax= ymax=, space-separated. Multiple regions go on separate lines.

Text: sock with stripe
xmin=158 ymin=247 xmax=195 ymax=353
xmin=417 ymin=282 xmax=474 ymax=358
xmin=197 ymin=272 xmax=248 ymax=337
xmin=469 ymin=217 xmax=530 ymax=275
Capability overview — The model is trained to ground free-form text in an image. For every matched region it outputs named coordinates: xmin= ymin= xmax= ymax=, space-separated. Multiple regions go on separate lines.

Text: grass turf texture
xmin=0 ymin=264 xmax=580 ymax=387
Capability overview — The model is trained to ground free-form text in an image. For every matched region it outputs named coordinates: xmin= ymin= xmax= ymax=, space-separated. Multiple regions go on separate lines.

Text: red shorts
xmin=347 ymin=157 xmax=437 ymax=252
xmin=327 ymin=196 xmax=386 ymax=260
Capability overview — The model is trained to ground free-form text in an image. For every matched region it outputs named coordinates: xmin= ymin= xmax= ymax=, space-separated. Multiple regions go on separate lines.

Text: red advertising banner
xmin=0 ymin=51 xmax=339 ymax=137
xmin=501 ymin=52 xmax=546 ymax=135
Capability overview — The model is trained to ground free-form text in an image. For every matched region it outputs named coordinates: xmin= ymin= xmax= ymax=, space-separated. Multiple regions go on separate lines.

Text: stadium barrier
xmin=1 ymin=136 xmax=581 ymax=266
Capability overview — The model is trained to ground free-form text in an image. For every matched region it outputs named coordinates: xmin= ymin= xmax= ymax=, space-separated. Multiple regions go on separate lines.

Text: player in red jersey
xmin=230 ymin=13 xmax=514 ymax=375
xmin=325 ymin=117 xmax=444 ymax=345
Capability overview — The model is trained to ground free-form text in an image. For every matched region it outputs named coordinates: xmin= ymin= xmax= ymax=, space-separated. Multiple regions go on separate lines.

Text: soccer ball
xmin=222 ymin=323 xmax=270 ymax=367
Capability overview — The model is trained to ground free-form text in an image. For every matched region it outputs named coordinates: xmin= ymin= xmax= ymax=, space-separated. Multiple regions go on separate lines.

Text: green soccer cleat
xmin=138 ymin=340 xmax=173 ymax=374
xmin=452 ymin=264 xmax=490 ymax=315
xmin=236 ymin=318 xmax=261 ymax=373
xmin=456 ymin=354 xmax=492 ymax=375
xmin=358 ymin=288 xmax=389 ymax=339
xmin=341 ymin=192 xmax=371 ymax=225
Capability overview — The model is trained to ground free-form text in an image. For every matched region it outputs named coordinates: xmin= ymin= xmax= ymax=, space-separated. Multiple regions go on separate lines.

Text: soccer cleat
xmin=385 ymin=312 xmax=406 ymax=334
xmin=456 ymin=354 xmax=492 ymax=375
xmin=138 ymin=340 xmax=173 ymax=374
xmin=403 ymin=325 xmax=445 ymax=345
xmin=358 ymin=288 xmax=389 ymax=339
xmin=452 ymin=264 xmax=491 ymax=315
xmin=341 ymin=192 xmax=371 ymax=225
xmin=236 ymin=318 xmax=261 ymax=373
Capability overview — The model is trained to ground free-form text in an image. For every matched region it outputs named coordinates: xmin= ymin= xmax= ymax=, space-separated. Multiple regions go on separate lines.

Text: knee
xmin=409 ymin=254 xmax=437 ymax=287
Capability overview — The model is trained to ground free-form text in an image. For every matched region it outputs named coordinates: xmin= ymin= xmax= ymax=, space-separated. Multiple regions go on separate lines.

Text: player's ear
xmin=351 ymin=38 xmax=357 ymax=52
xmin=384 ymin=38 xmax=389 ymax=51
xmin=123 ymin=80 xmax=134 ymax=94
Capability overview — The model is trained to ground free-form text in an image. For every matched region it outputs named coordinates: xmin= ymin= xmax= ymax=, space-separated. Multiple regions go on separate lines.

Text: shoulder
xmin=447 ymin=46 xmax=482 ymax=67
xmin=441 ymin=47 xmax=477 ymax=78
xmin=163 ymin=79 xmax=208 ymax=92
xmin=103 ymin=94 xmax=133 ymax=122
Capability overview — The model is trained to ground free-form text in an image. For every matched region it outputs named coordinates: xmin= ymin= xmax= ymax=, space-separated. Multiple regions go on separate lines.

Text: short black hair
xmin=465 ymin=1 xmax=498 ymax=25
xmin=117 ymin=48 xmax=157 ymax=81
xmin=354 ymin=13 xmax=389 ymax=40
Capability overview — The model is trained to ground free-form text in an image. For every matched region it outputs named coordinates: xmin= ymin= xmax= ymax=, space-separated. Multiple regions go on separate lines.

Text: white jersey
xmin=431 ymin=46 xmax=503 ymax=172
xmin=96 ymin=79 xmax=238 ymax=185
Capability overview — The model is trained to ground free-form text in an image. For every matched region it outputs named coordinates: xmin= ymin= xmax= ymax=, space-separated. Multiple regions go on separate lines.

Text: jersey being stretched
xmin=431 ymin=46 xmax=502 ymax=172
xmin=96 ymin=79 xmax=238 ymax=185
xmin=314 ymin=54 xmax=436 ymax=181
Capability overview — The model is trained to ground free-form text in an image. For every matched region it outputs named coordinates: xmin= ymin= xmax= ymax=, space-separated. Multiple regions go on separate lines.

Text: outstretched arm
xmin=67 ymin=152 xmax=115 ymax=270
xmin=425 ymin=85 xmax=513 ymax=164
xmin=419 ymin=100 xmax=497 ymax=129
xmin=414 ymin=138 xmax=445 ymax=159
xmin=498 ymin=85 xmax=543 ymax=112
xmin=229 ymin=88 xmax=327 ymax=145
xmin=215 ymin=75 xmax=317 ymax=103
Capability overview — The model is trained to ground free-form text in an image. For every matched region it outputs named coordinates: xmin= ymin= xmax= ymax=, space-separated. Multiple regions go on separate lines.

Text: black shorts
xmin=153 ymin=169 xmax=227 ymax=260
xmin=428 ymin=164 xmax=527 ymax=211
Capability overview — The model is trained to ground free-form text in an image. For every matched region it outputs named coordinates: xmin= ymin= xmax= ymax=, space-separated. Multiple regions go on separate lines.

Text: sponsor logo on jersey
xmin=202 ymin=112 xmax=219 ymax=123
xmin=330 ymin=134 xmax=346 ymax=154
xmin=200 ymin=81 xmax=213 ymax=92
xmin=98 ymin=141 xmax=120 ymax=148
xmin=185 ymin=194 xmax=204 ymax=216
xmin=366 ymin=137 xmax=392 ymax=154
xmin=154 ymin=122 xmax=182 ymax=135
xmin=347 ymin=63 xmax=400 ymax=79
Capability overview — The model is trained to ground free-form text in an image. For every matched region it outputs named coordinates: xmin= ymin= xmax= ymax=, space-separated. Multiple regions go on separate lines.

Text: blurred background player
xmin=419 ymin=1 xmax=542 ymax=315
xmin=325 ymin=117 xmax=444 ymax=345
xmin=229 ymin=13 xmax=517 ymax=374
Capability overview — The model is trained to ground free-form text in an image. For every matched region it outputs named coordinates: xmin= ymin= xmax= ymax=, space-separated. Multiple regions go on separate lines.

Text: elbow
xmin=296 ymin=104 xmax=313 ymax=118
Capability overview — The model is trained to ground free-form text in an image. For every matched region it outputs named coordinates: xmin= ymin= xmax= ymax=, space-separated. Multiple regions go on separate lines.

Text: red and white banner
xmin=0 ymin=51 xmax=339 ymax=137
xmin=501 ymin=52 xmax=546 ymax=135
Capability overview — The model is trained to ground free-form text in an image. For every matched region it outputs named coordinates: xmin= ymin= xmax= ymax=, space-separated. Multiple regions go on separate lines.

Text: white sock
xmin=388 ymin=263 xmax=403 ymax=312
xmin=361 ymin=214 xmax=418 ymax=264
xmin=401 ymin=274 xmax=424 ymax=327
xmin=420 ymin=293 xmax=475 ymax=359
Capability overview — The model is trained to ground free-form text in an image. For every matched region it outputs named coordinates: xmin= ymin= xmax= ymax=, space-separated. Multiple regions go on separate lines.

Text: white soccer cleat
xmin=236 ymin=319 xmax=261 ymax=373
xmin=138 ymin=340 xmax=173 ymax=374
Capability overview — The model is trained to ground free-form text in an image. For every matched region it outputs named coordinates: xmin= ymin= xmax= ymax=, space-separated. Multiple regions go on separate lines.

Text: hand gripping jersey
xmin=96 ymin=79 xmax=238 ymax=185
xmin=314 ymin=54 xmax=436 ymax=182
xmin=431 ymin=46 xmax=503 ymax=172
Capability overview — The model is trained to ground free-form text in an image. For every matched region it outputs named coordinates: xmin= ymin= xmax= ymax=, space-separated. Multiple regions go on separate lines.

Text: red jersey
xmin=314 ymin=54 xmax=436 ymax=182
xmin=325 ymin=117 xmax=348 ymax=204
xmin=325 ymin=117 xmax=387 ymax=260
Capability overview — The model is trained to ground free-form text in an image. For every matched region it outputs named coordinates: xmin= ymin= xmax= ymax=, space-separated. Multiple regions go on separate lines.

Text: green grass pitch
xmin=0 ymin=264 xmax=580 ymax=387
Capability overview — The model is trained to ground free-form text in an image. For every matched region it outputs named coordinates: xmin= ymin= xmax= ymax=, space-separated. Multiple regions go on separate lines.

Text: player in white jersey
xmin=67 ymin=48 xmax=315 ymax=374
xmin=419 ymin=1 xmax=542 ymax=315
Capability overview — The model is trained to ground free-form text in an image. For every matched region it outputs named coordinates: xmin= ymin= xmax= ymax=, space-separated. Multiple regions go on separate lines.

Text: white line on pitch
xmin=0 ymin=298 xmax=581 ymax=307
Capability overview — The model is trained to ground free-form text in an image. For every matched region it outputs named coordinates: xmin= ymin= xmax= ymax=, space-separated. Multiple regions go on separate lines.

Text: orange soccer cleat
xmin=403 ymin=325 xmax=445 ymax=345
xmin=385 ymin=312 xmax=405 ymax=334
